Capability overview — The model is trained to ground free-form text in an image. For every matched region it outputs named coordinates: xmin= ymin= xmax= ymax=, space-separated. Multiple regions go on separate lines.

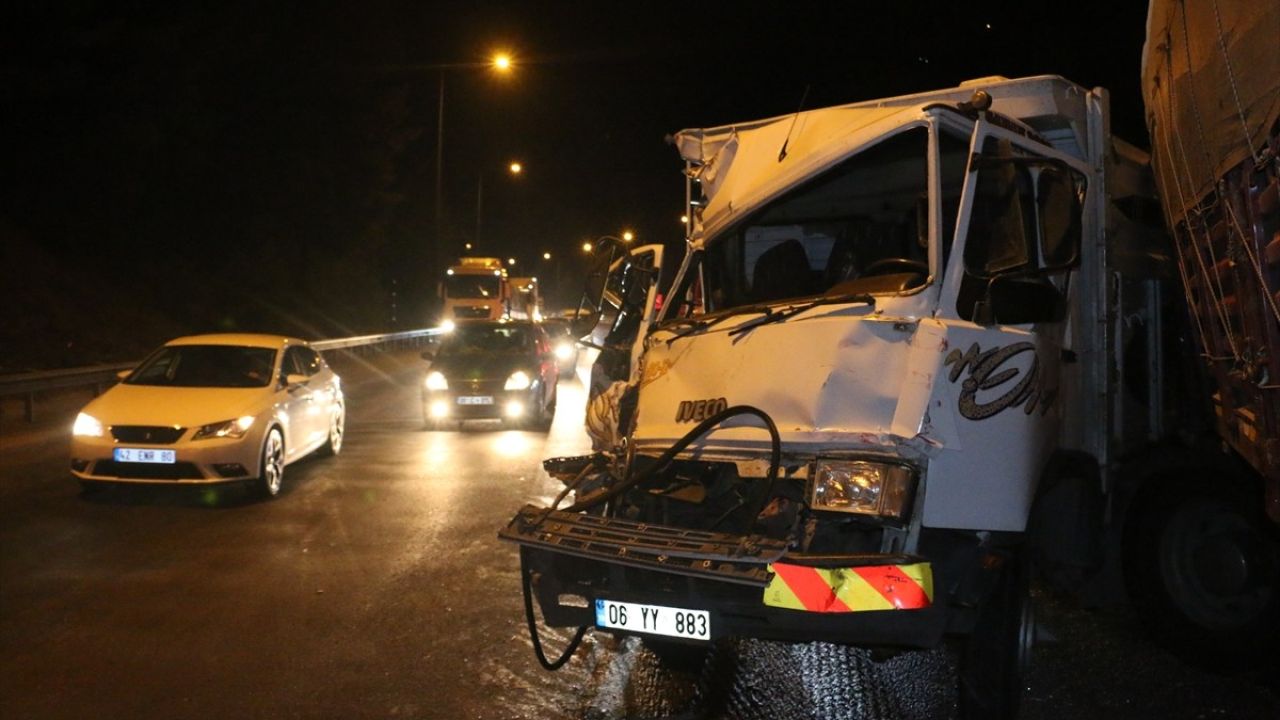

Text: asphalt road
xmin=1 ymin=348 xmax=1276 ymax=719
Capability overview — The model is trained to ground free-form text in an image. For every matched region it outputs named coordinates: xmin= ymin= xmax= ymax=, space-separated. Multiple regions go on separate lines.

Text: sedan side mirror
xmin=284 ymin=373 xmax=309 ymax=387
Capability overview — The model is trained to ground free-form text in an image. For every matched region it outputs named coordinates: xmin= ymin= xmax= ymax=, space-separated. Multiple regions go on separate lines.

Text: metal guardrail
xmin=0 ymin=328 xmax=441 ymax=424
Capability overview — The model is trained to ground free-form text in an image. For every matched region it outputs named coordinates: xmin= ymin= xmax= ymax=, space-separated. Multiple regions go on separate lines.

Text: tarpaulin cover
xmin=1141 ymin=0 xmax=1280 ymax=215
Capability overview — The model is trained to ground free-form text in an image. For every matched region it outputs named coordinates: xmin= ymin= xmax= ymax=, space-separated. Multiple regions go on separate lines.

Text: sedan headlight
xmin=504 ymin=371 xmax=532 ymax=390
xmin=72 ymin=413 xmax=104 ymax=438
xmin=192 ymin=415 xmax=256 ymax=441
xmin=554 ymin=342 xmax=575 ymax=361
xmin=424 ymin=371 xmax=449 ymax=391
xmin=810 ymin=460 xmax=916 ymax=520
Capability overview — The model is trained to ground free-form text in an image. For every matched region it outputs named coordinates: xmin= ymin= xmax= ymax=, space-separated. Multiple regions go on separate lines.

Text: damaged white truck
xmin=500 ymin=74 xmax=1274 ymax=717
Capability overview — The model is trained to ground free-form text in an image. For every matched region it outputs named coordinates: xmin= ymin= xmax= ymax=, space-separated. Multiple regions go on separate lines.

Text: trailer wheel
xmin=957 ymin=555 xmax=1031 ymax=720
xmin=1125 ymin=485 xmax=1279 ymax=665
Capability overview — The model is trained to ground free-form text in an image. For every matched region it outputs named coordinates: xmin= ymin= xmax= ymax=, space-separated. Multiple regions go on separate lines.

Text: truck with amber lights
xmin=438 ymin=257 xmax=510 ymax=327
xmin=499 ymin=74 xmax=1254 ymax=718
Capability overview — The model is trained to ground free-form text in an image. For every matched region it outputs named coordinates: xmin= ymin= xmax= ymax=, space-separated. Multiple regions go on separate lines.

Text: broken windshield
xmin=695 ymin=126 xmax=967 ymax=314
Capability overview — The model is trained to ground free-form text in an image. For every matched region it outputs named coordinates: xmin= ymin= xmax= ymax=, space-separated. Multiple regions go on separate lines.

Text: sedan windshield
xmin=127 ymin=345 xmax=277 ymax=388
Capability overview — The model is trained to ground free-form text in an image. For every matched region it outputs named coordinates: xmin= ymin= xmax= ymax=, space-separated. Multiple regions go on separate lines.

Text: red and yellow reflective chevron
xmin=762 ymin=562 xmax=934 ymax=612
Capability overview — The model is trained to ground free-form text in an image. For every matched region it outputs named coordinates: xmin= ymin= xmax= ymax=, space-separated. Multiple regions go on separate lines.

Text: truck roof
xmin=674 ymin=75 xmax=1103 ymax=246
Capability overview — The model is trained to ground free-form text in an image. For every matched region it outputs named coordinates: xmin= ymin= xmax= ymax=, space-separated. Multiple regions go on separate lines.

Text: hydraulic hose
xmin=563 ymin=404 xmax=782 ymax=513
xmin=520 ymin=546 xmax=587 ymax=671
xmin=520 ymin=405 xmax=781 ymax=672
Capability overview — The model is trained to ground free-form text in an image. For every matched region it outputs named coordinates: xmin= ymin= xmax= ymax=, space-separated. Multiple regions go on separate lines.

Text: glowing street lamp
xmin=507 ymin=257 xmax=517 ymax=266
xmin=542 ymin=252 xmax=552 ymax=260
xmin=622 ymin=230 xmax=635 ymax=242
xmin=582 ymin=242 xmax=593 ymax=253
xmin=431 ymin=52 xmax=517 ymax=271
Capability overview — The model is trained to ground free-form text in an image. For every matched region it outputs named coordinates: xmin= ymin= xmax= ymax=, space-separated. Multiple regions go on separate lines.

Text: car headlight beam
xmin=425 ymin=371 xmax=449 ymax=391
xmin=504 ymin=371 xmax=532 ymax=391
xmin=193 ymin=415 xmax=257 ymax=441
xmin=554 ymin=342 xmax=574 ymax=361
xmin=72 ymin=413 xmax=104 ymax=438
xmin=809 ymin=460 xmax=916 ymax=520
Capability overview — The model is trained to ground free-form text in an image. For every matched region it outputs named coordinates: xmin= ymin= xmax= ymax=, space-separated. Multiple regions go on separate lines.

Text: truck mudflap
xmin=503 ymin=504 xmax=951 ymax=647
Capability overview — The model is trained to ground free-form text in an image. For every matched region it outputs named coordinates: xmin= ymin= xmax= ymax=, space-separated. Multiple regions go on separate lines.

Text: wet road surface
xmin=1 ymin=348 xmax=1276 ymax=719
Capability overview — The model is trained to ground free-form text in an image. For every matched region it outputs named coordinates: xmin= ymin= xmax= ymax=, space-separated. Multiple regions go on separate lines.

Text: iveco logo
xmin=675 ymin=397 xmax=728 ymax=423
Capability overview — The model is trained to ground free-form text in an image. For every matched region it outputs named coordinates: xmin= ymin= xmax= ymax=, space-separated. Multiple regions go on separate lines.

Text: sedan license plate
xmin=457 ymin=396 xmax=494 ymax=405
xmin=595 ymin=599 xmax=710 ymax=641
xmin=113 ymin=448 xmax=176 ymax=464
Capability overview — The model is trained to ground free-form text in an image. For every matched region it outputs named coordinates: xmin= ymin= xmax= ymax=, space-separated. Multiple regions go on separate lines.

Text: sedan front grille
xmin=110 ymin=426 xmax=186 ymax=444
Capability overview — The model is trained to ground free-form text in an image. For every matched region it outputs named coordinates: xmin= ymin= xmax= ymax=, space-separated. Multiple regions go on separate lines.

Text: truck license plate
xmin=113 ymin=448 xmax=176 ymax=464
xmin=594 ymin=599 xmax=710 ymax=641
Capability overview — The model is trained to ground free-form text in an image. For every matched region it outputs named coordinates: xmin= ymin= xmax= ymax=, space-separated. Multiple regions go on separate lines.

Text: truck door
xmin=925 ymin=122 xmax=1089 ymax=531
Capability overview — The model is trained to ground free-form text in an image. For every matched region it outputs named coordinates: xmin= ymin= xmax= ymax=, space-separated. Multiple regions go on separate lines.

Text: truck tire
xmin=1125 ymin=483 xmax=1279 ymax=666
xmin=957 ymin=554 xmax=1032 ymax=720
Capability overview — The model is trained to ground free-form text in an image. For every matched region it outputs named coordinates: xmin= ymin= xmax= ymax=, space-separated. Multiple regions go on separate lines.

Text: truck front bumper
xmin=500 ymin=505 xmax=974 ymax=649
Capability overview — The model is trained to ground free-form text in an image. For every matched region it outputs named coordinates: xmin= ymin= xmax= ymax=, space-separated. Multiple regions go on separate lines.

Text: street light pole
xmin=474 ymin=161 xmax=522 ymax=253
xmin=435 ymin=69 xmax=446 ymax=272
xmin=430 ymin=53 xmax=515 ymax=273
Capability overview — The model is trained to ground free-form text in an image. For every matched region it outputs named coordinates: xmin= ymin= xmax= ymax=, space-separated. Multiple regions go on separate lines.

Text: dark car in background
xmin=539 ymin=317 xmax=580 ymax=377
xmin=420 ymin=320 xmax=557 ymax=431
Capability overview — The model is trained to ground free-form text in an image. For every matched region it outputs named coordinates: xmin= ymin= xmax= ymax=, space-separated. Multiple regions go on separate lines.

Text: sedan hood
xmin=430 ymin=352 xmax=532 ymax=382
xmin=81 ymin=384 xmax=269 ymax=427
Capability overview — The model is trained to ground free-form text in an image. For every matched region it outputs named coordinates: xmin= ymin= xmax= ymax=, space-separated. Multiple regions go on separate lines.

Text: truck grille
xmin=500 ymin=504 xmax=791 ymax=586
xmin=110 ymin=426 xmax=186 ymax=444
xmin=453 ymin=306 xmax=492 ymax=319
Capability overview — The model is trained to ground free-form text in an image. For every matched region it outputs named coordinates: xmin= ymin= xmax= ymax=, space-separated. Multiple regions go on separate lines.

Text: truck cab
xmin=440 ymin=257 xmax=509 ymax=325
xmin=503 ymin=76 xmax=1159 ymax=718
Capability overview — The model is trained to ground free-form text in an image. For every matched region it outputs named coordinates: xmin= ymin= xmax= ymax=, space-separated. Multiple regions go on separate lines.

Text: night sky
xmin=2 ymin=1 xmax=1151 ymax=369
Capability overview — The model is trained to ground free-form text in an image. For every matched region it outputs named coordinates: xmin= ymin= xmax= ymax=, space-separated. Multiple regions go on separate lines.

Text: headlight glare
xmin=554 ymin=342 xmax=574 ymax=360
xmin=425 ymin=371 xmax=449 ymax=391
xmin=504 ymin=371 xmax=532 ymax=390
xmin=810 ymin=460 xmax=916 ymax=520
xmin=73 ymin=413 xmax=104 ymax=437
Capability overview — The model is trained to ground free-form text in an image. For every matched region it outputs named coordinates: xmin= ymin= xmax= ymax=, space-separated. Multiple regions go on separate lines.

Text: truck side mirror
xmin=974 ymin=276 xmax=1066 ymax=326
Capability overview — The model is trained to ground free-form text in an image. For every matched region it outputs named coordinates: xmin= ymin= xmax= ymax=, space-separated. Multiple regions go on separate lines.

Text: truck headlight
xmin=809 ymin=460 xmax=916 ymax=520
xmin=504 ymin=371 xmax=532 ymax=390
xmin=425 ymin=371 xmax=449 ymax=391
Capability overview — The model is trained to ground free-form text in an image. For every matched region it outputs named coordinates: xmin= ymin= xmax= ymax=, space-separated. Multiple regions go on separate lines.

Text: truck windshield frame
xmin=444 ymin=274 xmax=502 ymax=300
xmin=664 ymin=122 xmax=971 ymax=322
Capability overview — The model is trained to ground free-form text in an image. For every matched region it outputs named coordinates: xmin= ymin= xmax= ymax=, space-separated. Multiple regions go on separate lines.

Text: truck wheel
xmin=1125 ymin=486 xmax=1279 ymax=666
xmin=957 ymin=555 xmax=1032 ymax=720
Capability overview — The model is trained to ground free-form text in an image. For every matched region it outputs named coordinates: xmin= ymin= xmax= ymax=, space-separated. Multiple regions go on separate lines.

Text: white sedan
xmin=70 ymin=334 xmax=344 ymax=498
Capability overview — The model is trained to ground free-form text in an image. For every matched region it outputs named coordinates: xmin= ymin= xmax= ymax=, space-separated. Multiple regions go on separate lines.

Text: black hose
xmin=563 ymin=404 xmax=782 ymax=514
xmin=520 ymin=546 xmax=587 ymax=671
